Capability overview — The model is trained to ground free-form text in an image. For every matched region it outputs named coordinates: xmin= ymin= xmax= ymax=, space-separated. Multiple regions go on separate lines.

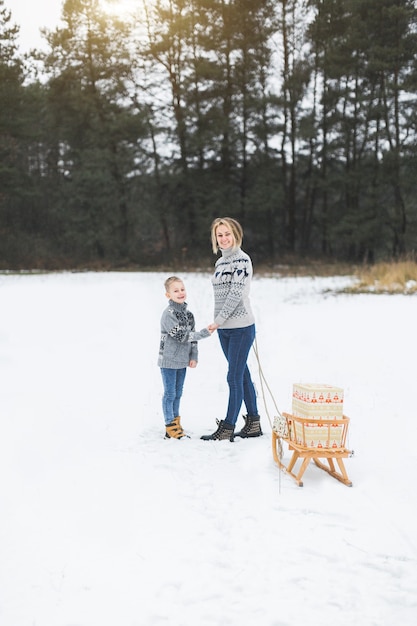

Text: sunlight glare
xmin=104 ymin=0 xmax=145 ymax=17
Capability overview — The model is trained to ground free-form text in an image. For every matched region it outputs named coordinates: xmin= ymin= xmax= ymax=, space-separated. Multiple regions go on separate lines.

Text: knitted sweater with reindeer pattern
xmin=212 ymin=246 xmax=255 ymax=329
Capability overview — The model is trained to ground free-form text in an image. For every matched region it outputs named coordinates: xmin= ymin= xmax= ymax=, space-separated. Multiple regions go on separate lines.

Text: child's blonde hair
xmin=210 ymin=217 xmax=243 ymax=253
xmin=164 ymin=276 xmax=183 ymax=292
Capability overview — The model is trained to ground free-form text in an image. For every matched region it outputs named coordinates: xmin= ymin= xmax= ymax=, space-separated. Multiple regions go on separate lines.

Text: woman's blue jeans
xmin=217 ymin=324 xmax=258 ymax=426
xmin=160 ymin=367 xmax=187 ymax=425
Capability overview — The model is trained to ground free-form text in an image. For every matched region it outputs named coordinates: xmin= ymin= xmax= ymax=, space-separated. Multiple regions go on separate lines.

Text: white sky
xmin=9 ymin=0 xmax=63 ymax=53
xmin=9 ymin=0 xmax=138 ymax=54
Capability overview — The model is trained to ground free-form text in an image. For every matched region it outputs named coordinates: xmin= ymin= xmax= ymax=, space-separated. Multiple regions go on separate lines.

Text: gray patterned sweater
xmin=158 ymin=300 xmax=210 ymax=369
xmin=212 ymin=246 xmax=255 ymax=329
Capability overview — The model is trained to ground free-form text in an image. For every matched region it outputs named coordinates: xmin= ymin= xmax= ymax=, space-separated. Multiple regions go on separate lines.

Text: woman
xmin=201 ymin=217 xmax=262 ymax=441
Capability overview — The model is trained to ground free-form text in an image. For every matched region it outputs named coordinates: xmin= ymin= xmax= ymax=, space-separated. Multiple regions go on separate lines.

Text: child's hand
xmin=189 ymin=360 xmax=197 ymax=368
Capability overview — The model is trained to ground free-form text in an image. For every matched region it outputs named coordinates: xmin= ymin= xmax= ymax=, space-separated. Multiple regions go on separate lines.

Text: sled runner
xmin=272 ymin=413 xmax=352 ymax=487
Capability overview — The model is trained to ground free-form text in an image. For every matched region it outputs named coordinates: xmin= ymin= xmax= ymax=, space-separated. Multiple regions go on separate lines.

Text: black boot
xmin=235 ymin=414 xmax=263 ymax=438
xmin=201 ymin=420 xmax=235 ymax=441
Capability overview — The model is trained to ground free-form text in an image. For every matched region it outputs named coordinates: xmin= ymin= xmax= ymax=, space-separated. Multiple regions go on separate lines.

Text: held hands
xmin=189 ymin=324 xmax=218 ymax=367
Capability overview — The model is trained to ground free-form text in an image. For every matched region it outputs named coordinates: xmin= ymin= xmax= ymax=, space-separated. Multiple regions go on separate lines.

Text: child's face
xmin=166 ymin=280 xmax=187 ymax=303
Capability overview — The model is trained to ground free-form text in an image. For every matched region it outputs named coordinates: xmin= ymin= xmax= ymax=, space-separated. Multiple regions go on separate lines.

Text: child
xmin=158 ymin=276 xmax=212 ymax=439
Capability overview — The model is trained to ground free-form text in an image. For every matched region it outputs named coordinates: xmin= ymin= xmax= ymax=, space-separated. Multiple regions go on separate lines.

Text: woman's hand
xmin=208 ymin=323 xmax=219 ymax=332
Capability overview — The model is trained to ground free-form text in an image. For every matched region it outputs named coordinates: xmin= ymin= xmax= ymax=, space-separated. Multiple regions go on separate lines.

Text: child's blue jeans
xmin=217 ymin=324 xmax=258 ymax=426
xmin=160 ymin=367 xmax=187 ymax=425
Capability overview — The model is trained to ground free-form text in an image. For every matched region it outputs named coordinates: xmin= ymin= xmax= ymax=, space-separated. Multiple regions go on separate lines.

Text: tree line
xmin=1 ymin=0 xmax=417 ymax=269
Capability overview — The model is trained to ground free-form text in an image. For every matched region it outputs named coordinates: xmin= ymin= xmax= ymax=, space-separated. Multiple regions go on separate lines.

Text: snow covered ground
xmin=1 ymin=270 xmax=416 ymax=626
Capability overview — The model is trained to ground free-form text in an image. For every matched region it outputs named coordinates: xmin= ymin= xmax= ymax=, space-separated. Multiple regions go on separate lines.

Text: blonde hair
xmin=164 ymin=275 xmax=183 ymax=292
xmin=210 ymin=217 xmax=243 ymax=253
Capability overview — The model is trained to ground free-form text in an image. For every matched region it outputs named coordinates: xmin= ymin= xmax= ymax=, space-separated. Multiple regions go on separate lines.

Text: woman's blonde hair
xmin=210 ymin=217 xmax=243 ymax=253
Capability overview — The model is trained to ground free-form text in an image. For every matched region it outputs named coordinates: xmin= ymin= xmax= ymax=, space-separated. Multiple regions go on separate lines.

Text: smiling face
xmin=215 ymin=224 xmax=235 ymax=250
xmin=166 ymin=280 xmax=187 ymax=304
xmin=210 ymin=217 xmax=243 ymax=253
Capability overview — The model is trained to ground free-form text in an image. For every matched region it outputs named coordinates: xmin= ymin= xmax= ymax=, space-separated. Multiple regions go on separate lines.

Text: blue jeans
xmin=217 ymin=324 xmax=258 ymax=426
xmin=160 ymin=368 xmax=187 ymax=425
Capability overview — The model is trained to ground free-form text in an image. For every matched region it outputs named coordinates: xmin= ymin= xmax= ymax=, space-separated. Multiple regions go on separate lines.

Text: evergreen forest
xmin=2 ymin=0 xmax=417 ymax=269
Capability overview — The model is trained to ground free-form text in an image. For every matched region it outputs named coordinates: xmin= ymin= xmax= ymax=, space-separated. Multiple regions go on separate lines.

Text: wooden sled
xmin=272 ymin=412 xmax=352 ymax=487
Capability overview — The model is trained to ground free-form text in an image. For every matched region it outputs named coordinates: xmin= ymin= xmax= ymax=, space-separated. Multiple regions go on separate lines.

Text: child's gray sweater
xmin=158 ymin=300 xmax=210 ymax=369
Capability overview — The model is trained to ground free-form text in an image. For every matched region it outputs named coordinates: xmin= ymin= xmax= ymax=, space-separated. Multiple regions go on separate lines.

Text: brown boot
xmin=165 ymin=416 xmax=189 ymax=439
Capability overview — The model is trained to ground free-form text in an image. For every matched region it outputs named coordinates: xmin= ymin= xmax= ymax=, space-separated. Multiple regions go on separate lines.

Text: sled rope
xmin=252 ymin=336 xmax=284 ymax=492
xmin=253 ymin=336 xmax=283 ymax=426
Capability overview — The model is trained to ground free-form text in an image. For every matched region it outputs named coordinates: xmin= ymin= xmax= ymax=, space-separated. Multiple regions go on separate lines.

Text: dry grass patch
xmin=346 ymin=260 xmax=417 ymax=294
